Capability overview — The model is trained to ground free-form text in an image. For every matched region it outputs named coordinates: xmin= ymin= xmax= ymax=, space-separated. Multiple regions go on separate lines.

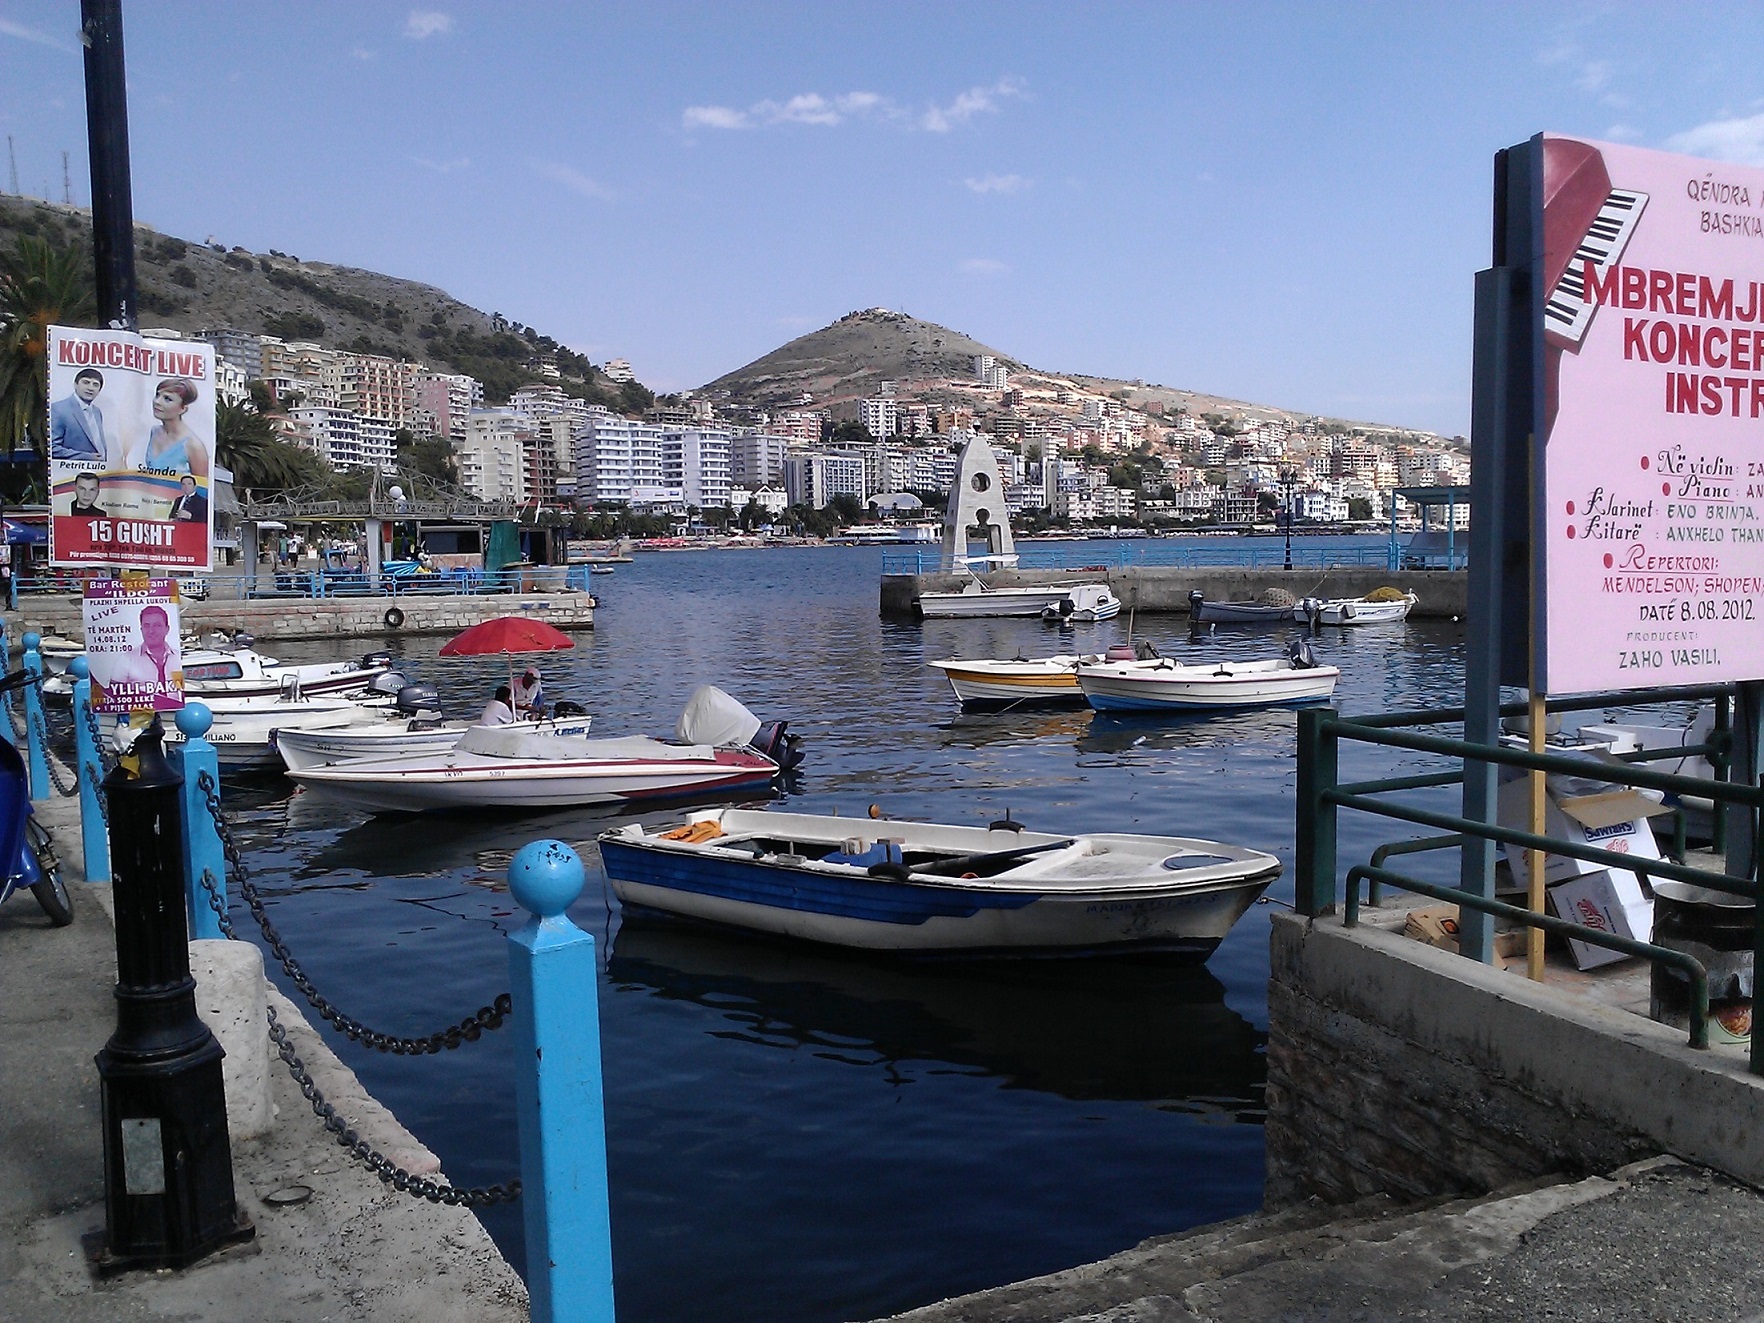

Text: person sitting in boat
xmin=513 ymin=667 xmax=545 ymax=719
xmin=478 ymin=685 xmax=516 ymax=726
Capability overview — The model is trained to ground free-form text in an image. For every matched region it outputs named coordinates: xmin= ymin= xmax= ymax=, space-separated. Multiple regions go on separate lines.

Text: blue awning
xmin=5 ymin=520 xmax=46 ymax=545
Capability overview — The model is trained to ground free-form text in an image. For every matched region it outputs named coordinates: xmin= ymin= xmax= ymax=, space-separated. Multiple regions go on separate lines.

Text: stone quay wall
xmin=5 ymin=593 xmax=594 ymax=643
xmin=1265 ymin=912 xmax=1764 ymax=1210
xmin=880 ymin=567 xmax=1463 ymax=618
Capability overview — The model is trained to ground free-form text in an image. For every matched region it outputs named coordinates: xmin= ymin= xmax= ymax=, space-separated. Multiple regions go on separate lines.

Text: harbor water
xmin=216 ymin=538 xmax=1472 ymax=1322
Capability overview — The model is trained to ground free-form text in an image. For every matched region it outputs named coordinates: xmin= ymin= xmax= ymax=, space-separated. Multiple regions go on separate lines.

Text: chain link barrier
xmin=196 ymin=872 xmax=520 ymax=1208
xmin=31 ymin=705 xmax=80 ymax=798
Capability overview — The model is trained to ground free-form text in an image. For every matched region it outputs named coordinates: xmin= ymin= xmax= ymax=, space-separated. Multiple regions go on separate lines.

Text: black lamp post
xmin=1281 ymin=468 xmax=1296 ymax=571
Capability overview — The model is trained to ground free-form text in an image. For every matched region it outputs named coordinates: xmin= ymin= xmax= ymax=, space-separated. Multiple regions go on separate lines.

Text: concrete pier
xmin=7 ymin=591 xmax=593 ymax=643
xmin=0 ymin=793 xmax=528 ymax=1320
xmin=881 ymin=567 xmax=1464 ymax=619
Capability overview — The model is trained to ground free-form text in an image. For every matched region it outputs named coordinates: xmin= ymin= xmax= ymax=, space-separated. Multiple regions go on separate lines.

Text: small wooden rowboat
xmin=599 ymin=807 xmax=1281 ymax=957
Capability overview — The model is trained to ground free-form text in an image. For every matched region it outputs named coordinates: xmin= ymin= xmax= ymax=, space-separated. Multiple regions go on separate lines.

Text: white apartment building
xmin=783 ymin=452 xmax=866 ymax=510
xmin=1041 ymin=437 xmax=1061 ymax=509
xmin=973 ymin=354 xmax=996 ymax=382
xmin=214 ymin=358 xmax=249 ymax=406
xmin=197 ymin=327 xmax=265 ymax=381
xmin=983 ymin=363 xmax=1010 ymax=392
xmin=291 ymin=405 xmax=396 ymax=471
xmin=574 ymin=412 xmax=667 ymax=504
xmin=261 ymin=340 xmax=343 ymax=409
xmin=458 ymin=409 xmax=527 ymax=503
xmin=602 ymin=358 xmax=634 ymax=383
xmin=663 ymin=429 xmax=733 ymax=510
xmin=414 ymin=371 xmax=480 ymax=444
xmin=1056 ymin=483 xmax=1137 ymax=522
xmin=858 ymin=396 xmax=897 ymax=441
xmin=729 ymin=431 xmax=791 ymax=488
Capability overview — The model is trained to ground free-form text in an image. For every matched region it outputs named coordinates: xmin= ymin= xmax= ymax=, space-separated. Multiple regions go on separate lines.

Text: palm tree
xmin=0 ymin=233 xmax=96 ymax=468
xmin=214 ymin=396 xmax=327 ymax=493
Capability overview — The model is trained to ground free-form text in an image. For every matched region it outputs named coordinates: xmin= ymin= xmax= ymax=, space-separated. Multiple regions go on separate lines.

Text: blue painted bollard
xmin=507 ymin=840 xmax=615 ymax=1323
xmin=20 ymin=631 xmax=46 ymax=802
xmin=172 ymin=703 xmax=226 ymax=940
xmin=70 ymin=658 xmax=112 ymax=885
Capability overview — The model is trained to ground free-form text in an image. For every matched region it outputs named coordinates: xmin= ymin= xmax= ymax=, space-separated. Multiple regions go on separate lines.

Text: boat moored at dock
xmin=599 ymin=807 xmax=1282 ymax=957
xmin=1075 ymin=644 xmax=1340 ymax=712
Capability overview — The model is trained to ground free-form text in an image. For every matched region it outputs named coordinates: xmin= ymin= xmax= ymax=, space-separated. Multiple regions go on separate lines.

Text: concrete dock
xmin=0 ymin=792 xmax=528 ymax=1321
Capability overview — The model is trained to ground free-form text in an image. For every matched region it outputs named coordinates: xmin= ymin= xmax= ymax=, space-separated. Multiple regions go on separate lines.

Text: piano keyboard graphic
xmin=1545 ymin=187 xmax=1648 ymax=347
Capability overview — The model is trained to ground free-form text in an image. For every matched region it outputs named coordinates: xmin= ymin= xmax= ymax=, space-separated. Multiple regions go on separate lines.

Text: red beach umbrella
xmin=439 ymin=616 xmax=576 ymax=657
xmin=440 ymin=616 xmax=575 ymax=717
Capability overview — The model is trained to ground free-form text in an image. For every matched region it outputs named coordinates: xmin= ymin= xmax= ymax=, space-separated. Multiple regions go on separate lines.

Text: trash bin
xmin=1650 ymin=880 xmax=1754 ymax=1046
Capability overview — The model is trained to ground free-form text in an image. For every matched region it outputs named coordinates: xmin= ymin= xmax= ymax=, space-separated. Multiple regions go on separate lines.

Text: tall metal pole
xmin=80 ymin=0 xmax=137 ymax=331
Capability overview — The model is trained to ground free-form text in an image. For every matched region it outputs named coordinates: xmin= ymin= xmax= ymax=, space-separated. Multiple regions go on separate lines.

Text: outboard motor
xmin=360 ymin=650 xmax=393 ymax=671
xmin=553 ymin=699 xmax=590 ymax=718
xmin=752 ymin=719 xmax=806 ymax=772
xmin=367 ymin=670 xmax=408 ymax=698
xmin=231 ymin=628 xmax=255 ymax=649
xmin=1188 ymin=589 xmax=1205 ymax=615
xmin=1290 ymin=638 xmax=1319 ymax=670
xmin=1134 ymin=638 xmax=1161 ymax=661
xmin=395 ymin=682 xmax=442 ymax=717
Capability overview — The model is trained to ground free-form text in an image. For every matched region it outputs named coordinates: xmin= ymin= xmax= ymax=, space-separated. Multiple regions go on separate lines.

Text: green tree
xmin=0 ymin=232 xmax=96 ymax=466
xmin=831 ymin=420 xmax=872 ymax=446
xmin=1348 ymin=497 xmax=1374 ymax=521
xmin=393 ymin=429 xmax=458 ymax=484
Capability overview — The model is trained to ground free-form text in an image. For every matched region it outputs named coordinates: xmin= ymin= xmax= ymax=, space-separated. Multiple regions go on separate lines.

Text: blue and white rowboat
xmin=599 ymin=807 xmax=1281 ymax=957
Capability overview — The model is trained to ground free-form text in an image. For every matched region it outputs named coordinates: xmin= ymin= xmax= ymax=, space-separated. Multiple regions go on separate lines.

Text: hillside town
xmin=155 ymin=307 xmax=1468 ymax=532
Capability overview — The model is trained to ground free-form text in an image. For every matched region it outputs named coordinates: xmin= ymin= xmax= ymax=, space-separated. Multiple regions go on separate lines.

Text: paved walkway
xmin=0 ymin=792 xmax=528 ymax=1322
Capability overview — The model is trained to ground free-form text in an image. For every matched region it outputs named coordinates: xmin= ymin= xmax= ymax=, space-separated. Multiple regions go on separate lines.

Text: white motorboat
xmin=43 ymin=644 xmax=394 ymax=707
xmin=164 ymin=692 xmax=391 ymax=769
xmin=916 ymin=559 xmax=1075 ymax=619
xmin=1040 ymin=583 xmax=1121 ymax=624
xmin=1076 ymin=643 xmax=1340 ymax=712
xmin=286 ymin=686 xmax=803 ymax=816
xmin=1299 ymin=591 xmax=1418 ymax=626
xmin=599 ymin=807 xmax=1281 ymax=957
xmin=274 ymin=709 xmax=594 ymax=771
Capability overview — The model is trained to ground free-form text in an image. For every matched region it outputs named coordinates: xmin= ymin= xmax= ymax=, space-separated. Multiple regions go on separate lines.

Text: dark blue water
xmin=219 ymin=541 xmax=1468 ymax=1322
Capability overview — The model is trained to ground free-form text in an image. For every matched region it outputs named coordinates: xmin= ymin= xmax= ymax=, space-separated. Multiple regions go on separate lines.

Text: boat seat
xmin=457 ymin=727 xmax=714 ymax=761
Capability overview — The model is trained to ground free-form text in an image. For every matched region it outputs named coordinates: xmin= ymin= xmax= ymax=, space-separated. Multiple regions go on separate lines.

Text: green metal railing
xmin=1295 ymin=687 xmax=1761 ymax=1071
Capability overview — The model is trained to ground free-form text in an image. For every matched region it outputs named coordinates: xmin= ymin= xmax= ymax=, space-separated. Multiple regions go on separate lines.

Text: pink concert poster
xmin=1541 ymin=134 xmax=1764 ymax=693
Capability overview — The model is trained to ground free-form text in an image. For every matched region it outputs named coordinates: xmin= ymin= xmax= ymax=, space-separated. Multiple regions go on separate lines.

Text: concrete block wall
xmin=881 ymin=568 xmax=1464 ymax=619
xmin=1265 ymin=911 xmax=1764 ymax=1210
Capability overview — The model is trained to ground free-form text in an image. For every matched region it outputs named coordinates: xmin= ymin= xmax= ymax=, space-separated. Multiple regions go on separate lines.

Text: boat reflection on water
xmin=1076 ymin=707 xmax=1299 ymax=756
xmin=938 ymin=708 xmax=1094 ymax=750
xmin=605 ymin=919 xmax=1267 ymax=1115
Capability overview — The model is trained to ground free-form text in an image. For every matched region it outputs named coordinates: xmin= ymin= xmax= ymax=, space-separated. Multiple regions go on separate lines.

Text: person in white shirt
xmin=478 ymin=685 xmax=516 ymax=726
xmin=512 ymin=667 xmax=545 ymax=719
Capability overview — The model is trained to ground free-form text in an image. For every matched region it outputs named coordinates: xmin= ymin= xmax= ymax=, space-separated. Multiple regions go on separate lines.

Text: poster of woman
xmin=45 ymin=328 xmax=216 ymax=573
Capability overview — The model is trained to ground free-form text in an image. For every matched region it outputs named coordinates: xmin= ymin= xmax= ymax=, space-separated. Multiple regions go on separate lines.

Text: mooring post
xmin=1295 ymin=705 xmax=1340 ymax=916
xmin=70 ymin=657 xmax=111 ymax=884
xmin=171 ymin=702 xmax=224 ymax=940
xmin=95 ymin=718 xmax=249 ymax=1271
xmin=506 ymin=840 xmax=616 ymax=1323
xmin=20 ymin=631 xmax=47 ymax=801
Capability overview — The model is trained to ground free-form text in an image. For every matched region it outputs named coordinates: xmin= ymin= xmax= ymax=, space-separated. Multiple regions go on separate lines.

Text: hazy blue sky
xmin=5 ymin=2 xmax=1764 ymax=436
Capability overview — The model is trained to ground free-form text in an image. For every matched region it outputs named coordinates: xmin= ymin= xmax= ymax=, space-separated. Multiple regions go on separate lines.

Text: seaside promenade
xmin=0 ymin=790 xmax=528 ymax=1322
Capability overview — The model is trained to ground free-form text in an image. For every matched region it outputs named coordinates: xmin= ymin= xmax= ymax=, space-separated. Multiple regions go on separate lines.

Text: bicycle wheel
xmin=25 ymin=818 xmax=72 ymax=927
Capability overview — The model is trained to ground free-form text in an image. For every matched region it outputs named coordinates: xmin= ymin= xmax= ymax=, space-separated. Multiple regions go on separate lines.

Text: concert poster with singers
xmin=45 ymin=326 xmax=215 ymax=573
xmin=1536 ymin=135 xmax=1764 ymax=694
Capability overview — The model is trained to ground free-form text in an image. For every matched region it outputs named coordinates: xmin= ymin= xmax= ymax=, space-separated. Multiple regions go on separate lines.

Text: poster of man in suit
xmin=46 ymin=327 xmax=216 ymax=573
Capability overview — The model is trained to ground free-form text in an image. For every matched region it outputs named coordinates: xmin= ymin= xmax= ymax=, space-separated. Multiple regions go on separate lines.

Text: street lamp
xmin=1280 ymin=468 xmax=1296 ymax=571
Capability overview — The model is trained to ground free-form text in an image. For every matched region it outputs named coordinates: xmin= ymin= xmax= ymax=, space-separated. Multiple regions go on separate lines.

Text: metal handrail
xmin=1343 ymin=863 xmax=1711 ymax=1050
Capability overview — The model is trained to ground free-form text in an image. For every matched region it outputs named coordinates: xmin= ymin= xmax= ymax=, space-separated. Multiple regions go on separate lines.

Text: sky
xmin=5 ymin=2 xmax=1764 ymax=438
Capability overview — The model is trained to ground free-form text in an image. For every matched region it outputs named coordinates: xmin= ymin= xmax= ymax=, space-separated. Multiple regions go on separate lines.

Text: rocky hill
xmin=0 ymin=195 xmax=637 ymax=406
xmin=701 ymin=306 xmax=1459 ymax=447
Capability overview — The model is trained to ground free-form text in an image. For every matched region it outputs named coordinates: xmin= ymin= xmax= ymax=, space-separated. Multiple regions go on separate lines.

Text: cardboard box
xmin=1546 ymin=869 xmax=1654 ymax=970
xmin=1496 ymin=775 xmax=1663 ymax=886
xmin=1404 ymin=904 xmax=1528 ymax=959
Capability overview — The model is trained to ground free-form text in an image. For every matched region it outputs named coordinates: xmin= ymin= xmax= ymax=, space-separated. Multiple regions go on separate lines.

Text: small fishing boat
xmin=927 ymin=641 xmax=1158 ymax=708
xmin=41 ymin=644 xmax=395 ymax=707
xmin=1187 ymin=591 xmax=1298 ymax=626
xmin=589 ymin=565 xmax=617 ymax=576
xmin=915 ymin=557 xmax=1077 ymax=619
xmin=273 ymin=706 xmax=594 ymax=771
xmin=1075 ymin=643 xmax=1340 ymax=712
xmin=1040 ymin=583 xmax=1121 ymax=624
xmin=165 ymin=692 xmax=393 ymax=769
xmin=286 ymin=686 xmax=801 ymax=815
xmin=598 ymin=807 xmax=1282 ymax=957
xmin=1299 ymin=591 xmax=1419 ymax=626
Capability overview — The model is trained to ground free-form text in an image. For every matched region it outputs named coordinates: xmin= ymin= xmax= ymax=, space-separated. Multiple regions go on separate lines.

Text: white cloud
xmin=532 ymin=160 xmax=616 ymax=200
xmin=959 ymin=258 xmax=1010 ymax=277
xmin=1667 ymin=113 xmax=1764 ymax=167
xmin=0 ymin=17 xmax=74 ymax=51
xmin=921 ymin=77 xmax=1025 ymax=133
xmin=350 ymin=45 xmax=375 ymax=61
xmin=683 ymin=105 xmax=751 ymax=131
xmin=964 ymin=173 xmax=1030 ymax=195
xmin=683 ymin=91 xmax=885 ymax=131
xmin=412 ymin=155 xmax=470 ymax=174
xmin=403 ymin=10 xmax=453 ymax=39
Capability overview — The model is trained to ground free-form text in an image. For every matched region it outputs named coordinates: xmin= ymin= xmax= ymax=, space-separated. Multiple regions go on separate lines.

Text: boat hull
xmin=1077 ymin=659 xmax=1340 ymax=712
xmin=917 ymin=586 xmax=1074 ymax=619
xmin=273 ymin=715 xmax=594 ymax=771
xmin=1308 ymin=594 xmax=1417 ymax=626
xmin=926 ymin=656 xmax=1091 ymax=707
xmin=1192 ymin=602 xmax=1297 ymax=625
xmin=600 ymin=810 xmax=1280 ymax=956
